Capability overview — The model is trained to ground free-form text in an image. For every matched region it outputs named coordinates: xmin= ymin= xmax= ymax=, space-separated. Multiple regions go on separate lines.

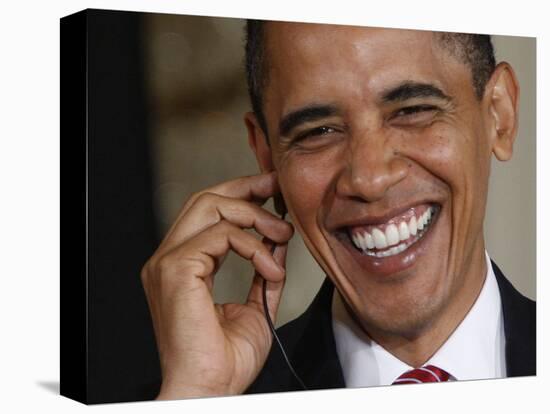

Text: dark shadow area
xmin=37 ymin=381 xmax=60 ymax=395
xmin=86 ymin=9 xmax=160 ymax=403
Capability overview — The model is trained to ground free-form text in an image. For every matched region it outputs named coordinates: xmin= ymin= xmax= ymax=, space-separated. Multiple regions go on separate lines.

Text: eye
xmin=394 ymin=104 xmax=438 ymax=117
xmin=294 ymin=126 xmax=338 ymax=143
xmin=390 ymin=104 xmax=439 ymax=125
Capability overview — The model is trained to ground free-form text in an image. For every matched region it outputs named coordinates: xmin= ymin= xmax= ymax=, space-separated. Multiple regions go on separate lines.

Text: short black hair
xmin=245 ymin=20 xmax=269 ymax=135
xmin=245 ymin=20 xmax=496 ymax=136
xmin=434 ymin=32 xmax=496 ymax=98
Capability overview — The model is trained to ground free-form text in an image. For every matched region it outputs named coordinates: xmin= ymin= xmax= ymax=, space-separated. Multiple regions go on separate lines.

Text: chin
xmin=353 ymin=290 xmax=446 ymax=339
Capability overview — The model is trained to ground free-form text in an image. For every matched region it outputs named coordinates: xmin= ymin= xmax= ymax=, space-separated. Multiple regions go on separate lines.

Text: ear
xmin=244 ymin=111 xmax=274 ymax=173
xmin=484 ymin=62 xmax=520 ymax=161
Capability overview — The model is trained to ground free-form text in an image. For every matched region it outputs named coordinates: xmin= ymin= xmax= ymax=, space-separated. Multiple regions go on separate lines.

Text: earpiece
xmin=273 ymin=193 xmax=287 ymax=217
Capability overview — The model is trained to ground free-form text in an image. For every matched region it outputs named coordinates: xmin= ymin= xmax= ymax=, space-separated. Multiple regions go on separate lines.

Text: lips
xmin=349 ymin=204 xmax=437 ymax=258
xmin=326 ymin=200 xmax=442 ymax=275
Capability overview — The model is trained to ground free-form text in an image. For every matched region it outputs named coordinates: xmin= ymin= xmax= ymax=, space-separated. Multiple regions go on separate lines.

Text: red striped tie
xmin=392 ymin=365 xmax=451 ymax=385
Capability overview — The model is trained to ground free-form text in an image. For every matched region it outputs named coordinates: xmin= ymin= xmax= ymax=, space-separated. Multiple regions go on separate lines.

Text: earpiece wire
xmin=262 ymin=212 xmax=307 ymax=390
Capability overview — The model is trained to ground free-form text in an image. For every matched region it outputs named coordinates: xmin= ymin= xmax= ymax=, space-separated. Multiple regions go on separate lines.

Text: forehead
xmin=262 ymin=23 xmax=469 ymax=114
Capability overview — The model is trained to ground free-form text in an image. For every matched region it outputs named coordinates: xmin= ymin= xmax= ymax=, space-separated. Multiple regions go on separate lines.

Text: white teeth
xmin=368 ymin=241 xmax=410 ymax=258
xmin=409 ymin=216 xmax=418 ymax=236
xmin=372 ymin=228 xmax=388 ymax=249
xmin=350 ymin=206 xmax=436 ymax=257
xmin=362 ymin=233 xmax=370 ymax=250
xmin=352 ymin=233 xmax=361 ymax=249
xmin=398 ymin=221 xmax=410 ymax=241
xmin=419 ymin=208 xmax=432 ymax=230
xmin=354 ymin=233 xmax=364 ymax=250
xmin=385 ymin=224 xmax=400 ymax=246
xmin=365 ymin=232 xmax=375 ymax=249
xmin=395 ymin=243 xmax=407 ymax=254
xmin=389 ymin=246 xmax=399 ymax=256
xmin=360 ymin=233 xmax=369 ymax=250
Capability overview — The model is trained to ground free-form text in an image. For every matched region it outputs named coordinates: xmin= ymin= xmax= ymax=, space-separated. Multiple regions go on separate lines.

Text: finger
xmin=246 ymin=240 xmax=288 ymax=322
xmin=160 ymin=192 xmax=294 ymax=251
xmin=160 ymin=221 xmax=286 ymax=292
xmin=180 ymin=171 xmax=279 ymax=220
xmin=161 ymin=172 xmax=280 ymax=249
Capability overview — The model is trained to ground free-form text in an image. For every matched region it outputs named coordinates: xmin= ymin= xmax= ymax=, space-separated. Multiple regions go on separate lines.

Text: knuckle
xmin=216 ymin=219 xmax=235 ymax=233
xmin=257 ymin=242 xmax=270 ymax=257
xmin=195 ymin=191 xmax=219 ymax=207
xmin=183 ymin=190 xmax=217 ymax=212
xmin=182 ymin=191 xmax=200 ymax=210
xmin=155 ymin=257 xmax=182 ymax=287
xmin=156 ymin=254 xmax=174 ymax=275
xmin=140 ymin=255 xmax=159 ymax=284
xmin=235 ymin=176 xmax=253 ymax=189
xmin=180 ymin=256 xmax=210 ymax=277
xmin=156 ymin=252 xmax=210 ymax=280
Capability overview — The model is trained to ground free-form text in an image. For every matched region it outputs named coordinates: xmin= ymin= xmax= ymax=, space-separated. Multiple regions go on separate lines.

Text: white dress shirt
xmin=332 ymin=251 xmax=506 ymax=386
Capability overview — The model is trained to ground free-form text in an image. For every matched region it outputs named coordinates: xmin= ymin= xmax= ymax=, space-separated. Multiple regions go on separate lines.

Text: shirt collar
xmin=331 ymin=251 xmax=505 ymax=387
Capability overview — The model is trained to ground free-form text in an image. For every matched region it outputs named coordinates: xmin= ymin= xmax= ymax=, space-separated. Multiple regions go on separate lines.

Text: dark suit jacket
xmin=246 ymin=261 xmax=536 ymax=393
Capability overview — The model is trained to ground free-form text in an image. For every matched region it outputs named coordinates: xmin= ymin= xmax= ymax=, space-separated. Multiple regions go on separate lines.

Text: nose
xmin=336 ymin=129 xmax=409 ymax=202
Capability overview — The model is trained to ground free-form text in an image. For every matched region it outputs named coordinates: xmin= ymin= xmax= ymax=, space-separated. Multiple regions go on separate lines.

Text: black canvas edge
xmin=60 ymin=9 xmax=88 ymax=404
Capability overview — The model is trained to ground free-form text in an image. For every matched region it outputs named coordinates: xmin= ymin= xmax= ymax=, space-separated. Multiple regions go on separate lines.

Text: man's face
xmin=258 ymin=23 xmax=497 ymax=338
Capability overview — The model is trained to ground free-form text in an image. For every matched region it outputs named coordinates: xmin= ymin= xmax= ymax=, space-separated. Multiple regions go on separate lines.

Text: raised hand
xmin=141 ymin=172 xmax=293 ymax=399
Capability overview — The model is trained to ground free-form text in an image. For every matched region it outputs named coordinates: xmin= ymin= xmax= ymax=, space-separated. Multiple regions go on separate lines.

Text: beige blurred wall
xmin=144 ymin=15 xmax=536 ymax=326
xmin=485 ymin=36 xmax=536 ymax=301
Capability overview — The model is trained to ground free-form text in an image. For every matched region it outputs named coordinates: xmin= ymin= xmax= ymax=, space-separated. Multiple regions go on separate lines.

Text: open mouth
xmin=347 ymin=203 xmax=440 ymax=259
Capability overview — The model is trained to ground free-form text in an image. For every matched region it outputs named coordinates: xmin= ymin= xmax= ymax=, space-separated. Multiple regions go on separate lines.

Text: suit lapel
xmin=290 ymin=278 xmax=346 ymax=390
xmin=491 ymin=261 xmax=536 ymax=376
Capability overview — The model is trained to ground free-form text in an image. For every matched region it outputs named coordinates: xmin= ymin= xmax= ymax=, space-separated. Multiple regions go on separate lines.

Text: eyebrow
xmin=279 ymin=104 xmax=340 ymax=137
xmin=381 ymin=81 xmax=452 ymax=103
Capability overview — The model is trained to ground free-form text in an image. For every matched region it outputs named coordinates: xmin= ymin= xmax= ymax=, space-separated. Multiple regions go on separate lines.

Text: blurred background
xmin=83 ymin=9 xmax=535 ymax=403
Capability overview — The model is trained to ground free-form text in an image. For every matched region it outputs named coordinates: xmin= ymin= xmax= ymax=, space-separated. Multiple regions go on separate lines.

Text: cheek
xmin=400 ymin=124 xmax=490 ymax=258
xmin=430 ymin=126 xmax=490 ymax=212
xmin=421 ymin=132 xmax=464 ymax=181
xmin=401 ymin=125 xmax=480 ymax=194
xmin=280 ymin=157 xmax=328 ymax=223
xmin=278 ymin=152 xmax=340 ymax=236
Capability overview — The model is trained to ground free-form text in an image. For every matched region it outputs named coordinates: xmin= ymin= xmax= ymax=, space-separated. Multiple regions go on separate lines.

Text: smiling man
xmin=141 ymin=20 xmax=535 ymax=399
